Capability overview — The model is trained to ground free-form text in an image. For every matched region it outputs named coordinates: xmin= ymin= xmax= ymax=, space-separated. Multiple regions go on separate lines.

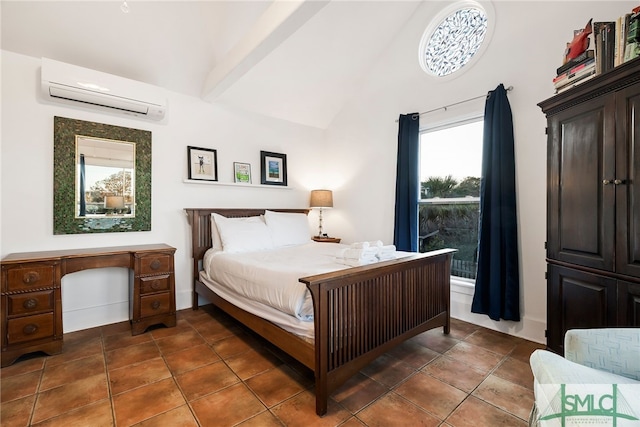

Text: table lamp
xmin=309 ymin=189 xmax=333 ymax=237
xmin=105 ymin=195 xmax=125 ymax=214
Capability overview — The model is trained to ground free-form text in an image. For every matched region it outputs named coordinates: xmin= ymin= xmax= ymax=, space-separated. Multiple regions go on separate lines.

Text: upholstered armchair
xmin=529 ymin=328 xmax=640 ymax=427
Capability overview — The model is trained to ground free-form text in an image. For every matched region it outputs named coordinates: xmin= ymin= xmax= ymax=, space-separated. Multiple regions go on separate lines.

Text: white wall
xmin=323 ymin=1 xmax=636 ymax=344
xmin=1 ymin=51 xmax=325 ymax=332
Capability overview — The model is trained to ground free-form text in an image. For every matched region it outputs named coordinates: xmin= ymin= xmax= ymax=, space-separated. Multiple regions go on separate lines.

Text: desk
xmin=1 ymin=244 xmax=176 ymax=367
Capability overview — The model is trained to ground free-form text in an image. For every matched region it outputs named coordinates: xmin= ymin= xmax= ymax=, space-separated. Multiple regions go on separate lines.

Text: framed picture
xmin=260 ymin=151 xmax=287 ymax=186
xmin=234 ymin=162 xmax=252 ymax=183
xmin=188 ymin=146 xmax=218 ymax=181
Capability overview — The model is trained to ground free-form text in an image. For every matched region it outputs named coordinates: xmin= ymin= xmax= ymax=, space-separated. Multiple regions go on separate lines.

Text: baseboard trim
xmin=63 ymin=301 xmax=129 ymax=333
xmin=450 ymin=286 xmax=546 ymax=345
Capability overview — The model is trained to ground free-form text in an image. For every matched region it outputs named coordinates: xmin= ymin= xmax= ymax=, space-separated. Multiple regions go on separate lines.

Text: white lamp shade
xmin=310 ymin=190 xmax=333 ymax=208
xmin=104 ymin=195 xmax=125 ymax=209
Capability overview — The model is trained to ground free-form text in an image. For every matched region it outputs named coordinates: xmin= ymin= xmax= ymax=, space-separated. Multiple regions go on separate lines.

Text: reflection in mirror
xmin=54 ymin=116 xmax=151 ymax=234
xmin=76 ymin=137 xmax=136 ymax=217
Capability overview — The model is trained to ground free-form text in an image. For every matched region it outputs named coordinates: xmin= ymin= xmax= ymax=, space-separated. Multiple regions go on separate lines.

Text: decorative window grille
xmin=420 ymin=5 xmax=488 ymax=77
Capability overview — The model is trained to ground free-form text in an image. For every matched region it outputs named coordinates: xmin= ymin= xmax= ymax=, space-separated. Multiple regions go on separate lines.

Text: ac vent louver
xmin=41 ymin=58 xmax=166 ymax=121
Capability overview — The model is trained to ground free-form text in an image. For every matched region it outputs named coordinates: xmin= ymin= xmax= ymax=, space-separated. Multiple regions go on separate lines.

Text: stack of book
xmin=552 ymin=6 xmax=640 ymax=95
xmin=553 ymin=50 xmax=596 ymax=93
xmin=593 ymin=7 xmax=640 ymax=74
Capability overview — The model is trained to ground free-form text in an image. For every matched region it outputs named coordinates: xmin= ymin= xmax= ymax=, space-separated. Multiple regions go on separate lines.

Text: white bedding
xmin=202 ymin=242 xmax=352 ymax=322
xmin=198 ymin=272 xmax=317 ymax=339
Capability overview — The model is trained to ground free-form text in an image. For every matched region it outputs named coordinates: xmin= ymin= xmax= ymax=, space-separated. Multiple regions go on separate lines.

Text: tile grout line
xmin=144 ymin=324 xmax=201 ymax=426
xmin=183 ymin=320 xmax=229 ymax=426
xmin=102 ymin=328 xmax=119 ymax=427
xmin=453 ymin=345 xmax=531 ymax=423
xmin=428 ymin=331 xmax=531 ymax=425
xmin=27 ymin=355 xmax=46 ymax=426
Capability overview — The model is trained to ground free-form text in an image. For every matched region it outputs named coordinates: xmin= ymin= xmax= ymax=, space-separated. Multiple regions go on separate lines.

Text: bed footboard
xmin=300 ymin=248 xmax=455 ymax=416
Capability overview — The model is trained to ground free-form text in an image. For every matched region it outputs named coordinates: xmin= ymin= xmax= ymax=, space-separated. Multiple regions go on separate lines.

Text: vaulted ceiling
xmin=1 ymin=1 xmax=423 ymax=128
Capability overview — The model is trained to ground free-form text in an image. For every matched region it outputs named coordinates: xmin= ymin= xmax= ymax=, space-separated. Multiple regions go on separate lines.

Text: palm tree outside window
xmin=419 ymin=119 xmax=483 ymax=280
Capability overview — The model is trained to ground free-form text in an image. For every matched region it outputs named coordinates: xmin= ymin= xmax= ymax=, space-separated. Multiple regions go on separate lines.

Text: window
xmin=419 ymin=119 xmax=483 ymax=280
xmin=419 ymin=1 xmax=491 ymax=78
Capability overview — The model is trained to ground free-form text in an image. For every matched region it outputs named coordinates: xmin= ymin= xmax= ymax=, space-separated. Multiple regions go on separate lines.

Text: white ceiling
xmin=1 ymin=1 xmax=423 ymax=128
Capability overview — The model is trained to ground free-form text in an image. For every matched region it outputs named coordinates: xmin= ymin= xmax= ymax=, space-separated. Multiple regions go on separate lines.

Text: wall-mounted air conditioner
xmin=40 ymin=58 xmax=167 ymax=121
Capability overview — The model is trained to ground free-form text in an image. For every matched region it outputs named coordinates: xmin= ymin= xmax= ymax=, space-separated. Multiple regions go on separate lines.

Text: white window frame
xmin=419 ymin=115 xmax=483 ymax=287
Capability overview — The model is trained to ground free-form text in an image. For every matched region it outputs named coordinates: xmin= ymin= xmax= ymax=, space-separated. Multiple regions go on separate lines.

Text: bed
xmin=185 ymin=208 xmax=455 ymax=416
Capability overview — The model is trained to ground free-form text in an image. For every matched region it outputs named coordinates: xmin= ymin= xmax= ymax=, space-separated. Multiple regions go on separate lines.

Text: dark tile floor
xmin=1 ymin=305 xmax=544 ymax=426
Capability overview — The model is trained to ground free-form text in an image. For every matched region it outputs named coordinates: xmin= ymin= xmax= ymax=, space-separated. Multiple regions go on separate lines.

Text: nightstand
xmin=312 ymin=236 xmax=341 ymax=243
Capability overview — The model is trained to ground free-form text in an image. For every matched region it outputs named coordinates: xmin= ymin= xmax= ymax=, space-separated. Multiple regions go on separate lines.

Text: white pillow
xmin=264 ymin=210 xmax=311 ymax=247
xmin=212 ymin=213 xmax=274 ymax=253
xmin=210 ymin=214 xmax=223 ymax=252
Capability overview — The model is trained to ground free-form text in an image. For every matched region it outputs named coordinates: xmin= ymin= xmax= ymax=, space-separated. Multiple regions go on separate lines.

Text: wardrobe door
xmin=616 ymin=82 xmax=640 ymax=278
xmin=618 ymin=281 xmax=640 ymax=327
xmin=547 ymin=264 xmax=617 ymax=354
xmin=547 ymin=95 xmax=616 ymax=271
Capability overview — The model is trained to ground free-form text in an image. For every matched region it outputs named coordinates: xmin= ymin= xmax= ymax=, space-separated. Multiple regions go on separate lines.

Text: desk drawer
xmin=140 ymin=292 xmax=171 ymax=317
xmin=7 ymin=313 xmax=55 ymax=344
xmin=6 ymin=265 xmax=55 ymax=291
xmin=7 ymin=291 xmax=54 ymax=316
xmin=138 ymin=255 xmax=172 ymax=275
xmin=140 ymin=275 xmax=170 ymax=294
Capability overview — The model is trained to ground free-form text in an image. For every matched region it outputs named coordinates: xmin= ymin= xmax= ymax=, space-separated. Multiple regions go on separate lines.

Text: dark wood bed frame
xmin=185 ymin=208 xmax=455 ymax=416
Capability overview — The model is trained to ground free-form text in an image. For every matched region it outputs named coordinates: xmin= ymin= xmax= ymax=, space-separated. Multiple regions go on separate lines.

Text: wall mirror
xmin=76 ymin=136 xmax=136 ymax=218
xmin=54 ymin=116 xmax=151 ymax=234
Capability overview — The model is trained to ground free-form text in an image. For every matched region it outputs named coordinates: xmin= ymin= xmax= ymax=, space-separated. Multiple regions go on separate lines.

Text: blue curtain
xmin=393 ymin=113 xmax=419 ymax=252
xmin=471 ymin=84 xmax=520 ymax=321
xmin=79 ymin=154 xmax=86 ymax=216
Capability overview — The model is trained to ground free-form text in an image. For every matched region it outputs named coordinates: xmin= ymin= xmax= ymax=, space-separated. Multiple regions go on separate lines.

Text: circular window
xmin=419 ymin=1 xmax=490 ymax=78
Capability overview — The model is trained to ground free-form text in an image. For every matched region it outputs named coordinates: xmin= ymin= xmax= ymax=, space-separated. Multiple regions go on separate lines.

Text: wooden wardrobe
xmin=538 ymin=58 xmax=640 ymax=354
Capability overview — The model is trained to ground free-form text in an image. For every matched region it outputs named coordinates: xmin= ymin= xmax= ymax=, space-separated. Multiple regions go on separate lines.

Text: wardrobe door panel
xmin=547 ymin=96 xmax=615 ymax=271
xmin=616 ymin=83 xmax=640 ymax=277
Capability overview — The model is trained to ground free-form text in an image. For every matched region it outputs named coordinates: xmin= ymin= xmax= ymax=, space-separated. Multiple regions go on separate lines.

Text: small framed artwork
xmin=234 ymin=162 xmax=252 ymax=183
xmin=188 ymin=146 xmax=218 ymax=181
xmin=260 ymin=151 xmax=287 ymax=186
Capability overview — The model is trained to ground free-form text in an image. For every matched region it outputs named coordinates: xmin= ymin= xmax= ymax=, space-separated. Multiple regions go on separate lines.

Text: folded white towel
xmin=351 ymin=240 xmax=383 ymax=249
xmin=377 ymin=245 xmax=396 ymax=254
xmin=375 ymin=245 xmax=397 ymax=261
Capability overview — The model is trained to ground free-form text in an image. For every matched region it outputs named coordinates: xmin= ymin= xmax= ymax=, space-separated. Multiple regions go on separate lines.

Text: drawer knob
xmin=151 ymin=300 xmax=161 ymax=310
xmin=151 ymin=281 xmax=161 ymax=290
xmin=150 ymin=259 xmax=161 ymax=270
xmin=22 ymin=271 xmax=41 ymax=284
xmin=23 ymin=298 xmax=38 ymax=309
xmin=23 ymin=323 xmax=38 ymax=335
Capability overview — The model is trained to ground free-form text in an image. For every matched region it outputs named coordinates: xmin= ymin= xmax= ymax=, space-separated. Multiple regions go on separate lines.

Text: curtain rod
xmin=396 ymin=85 xmax=513 ymax=122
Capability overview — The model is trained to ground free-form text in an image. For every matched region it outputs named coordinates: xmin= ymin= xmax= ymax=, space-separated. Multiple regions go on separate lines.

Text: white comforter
xmin=202 ymin=242 xmax=352 ymax=321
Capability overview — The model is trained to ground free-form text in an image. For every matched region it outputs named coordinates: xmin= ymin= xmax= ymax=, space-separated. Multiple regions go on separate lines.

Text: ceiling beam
xmin=201 ymin=0 xmax=329 ymax=102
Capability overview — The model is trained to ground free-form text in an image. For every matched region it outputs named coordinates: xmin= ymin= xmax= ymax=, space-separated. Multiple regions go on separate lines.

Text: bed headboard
xmin=184 ymin=208 xmax=310 ymax=264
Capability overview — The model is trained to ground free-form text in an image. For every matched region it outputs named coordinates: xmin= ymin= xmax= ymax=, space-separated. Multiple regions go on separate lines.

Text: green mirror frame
xmin=53 ymin=116 xmax=151 ymax=234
